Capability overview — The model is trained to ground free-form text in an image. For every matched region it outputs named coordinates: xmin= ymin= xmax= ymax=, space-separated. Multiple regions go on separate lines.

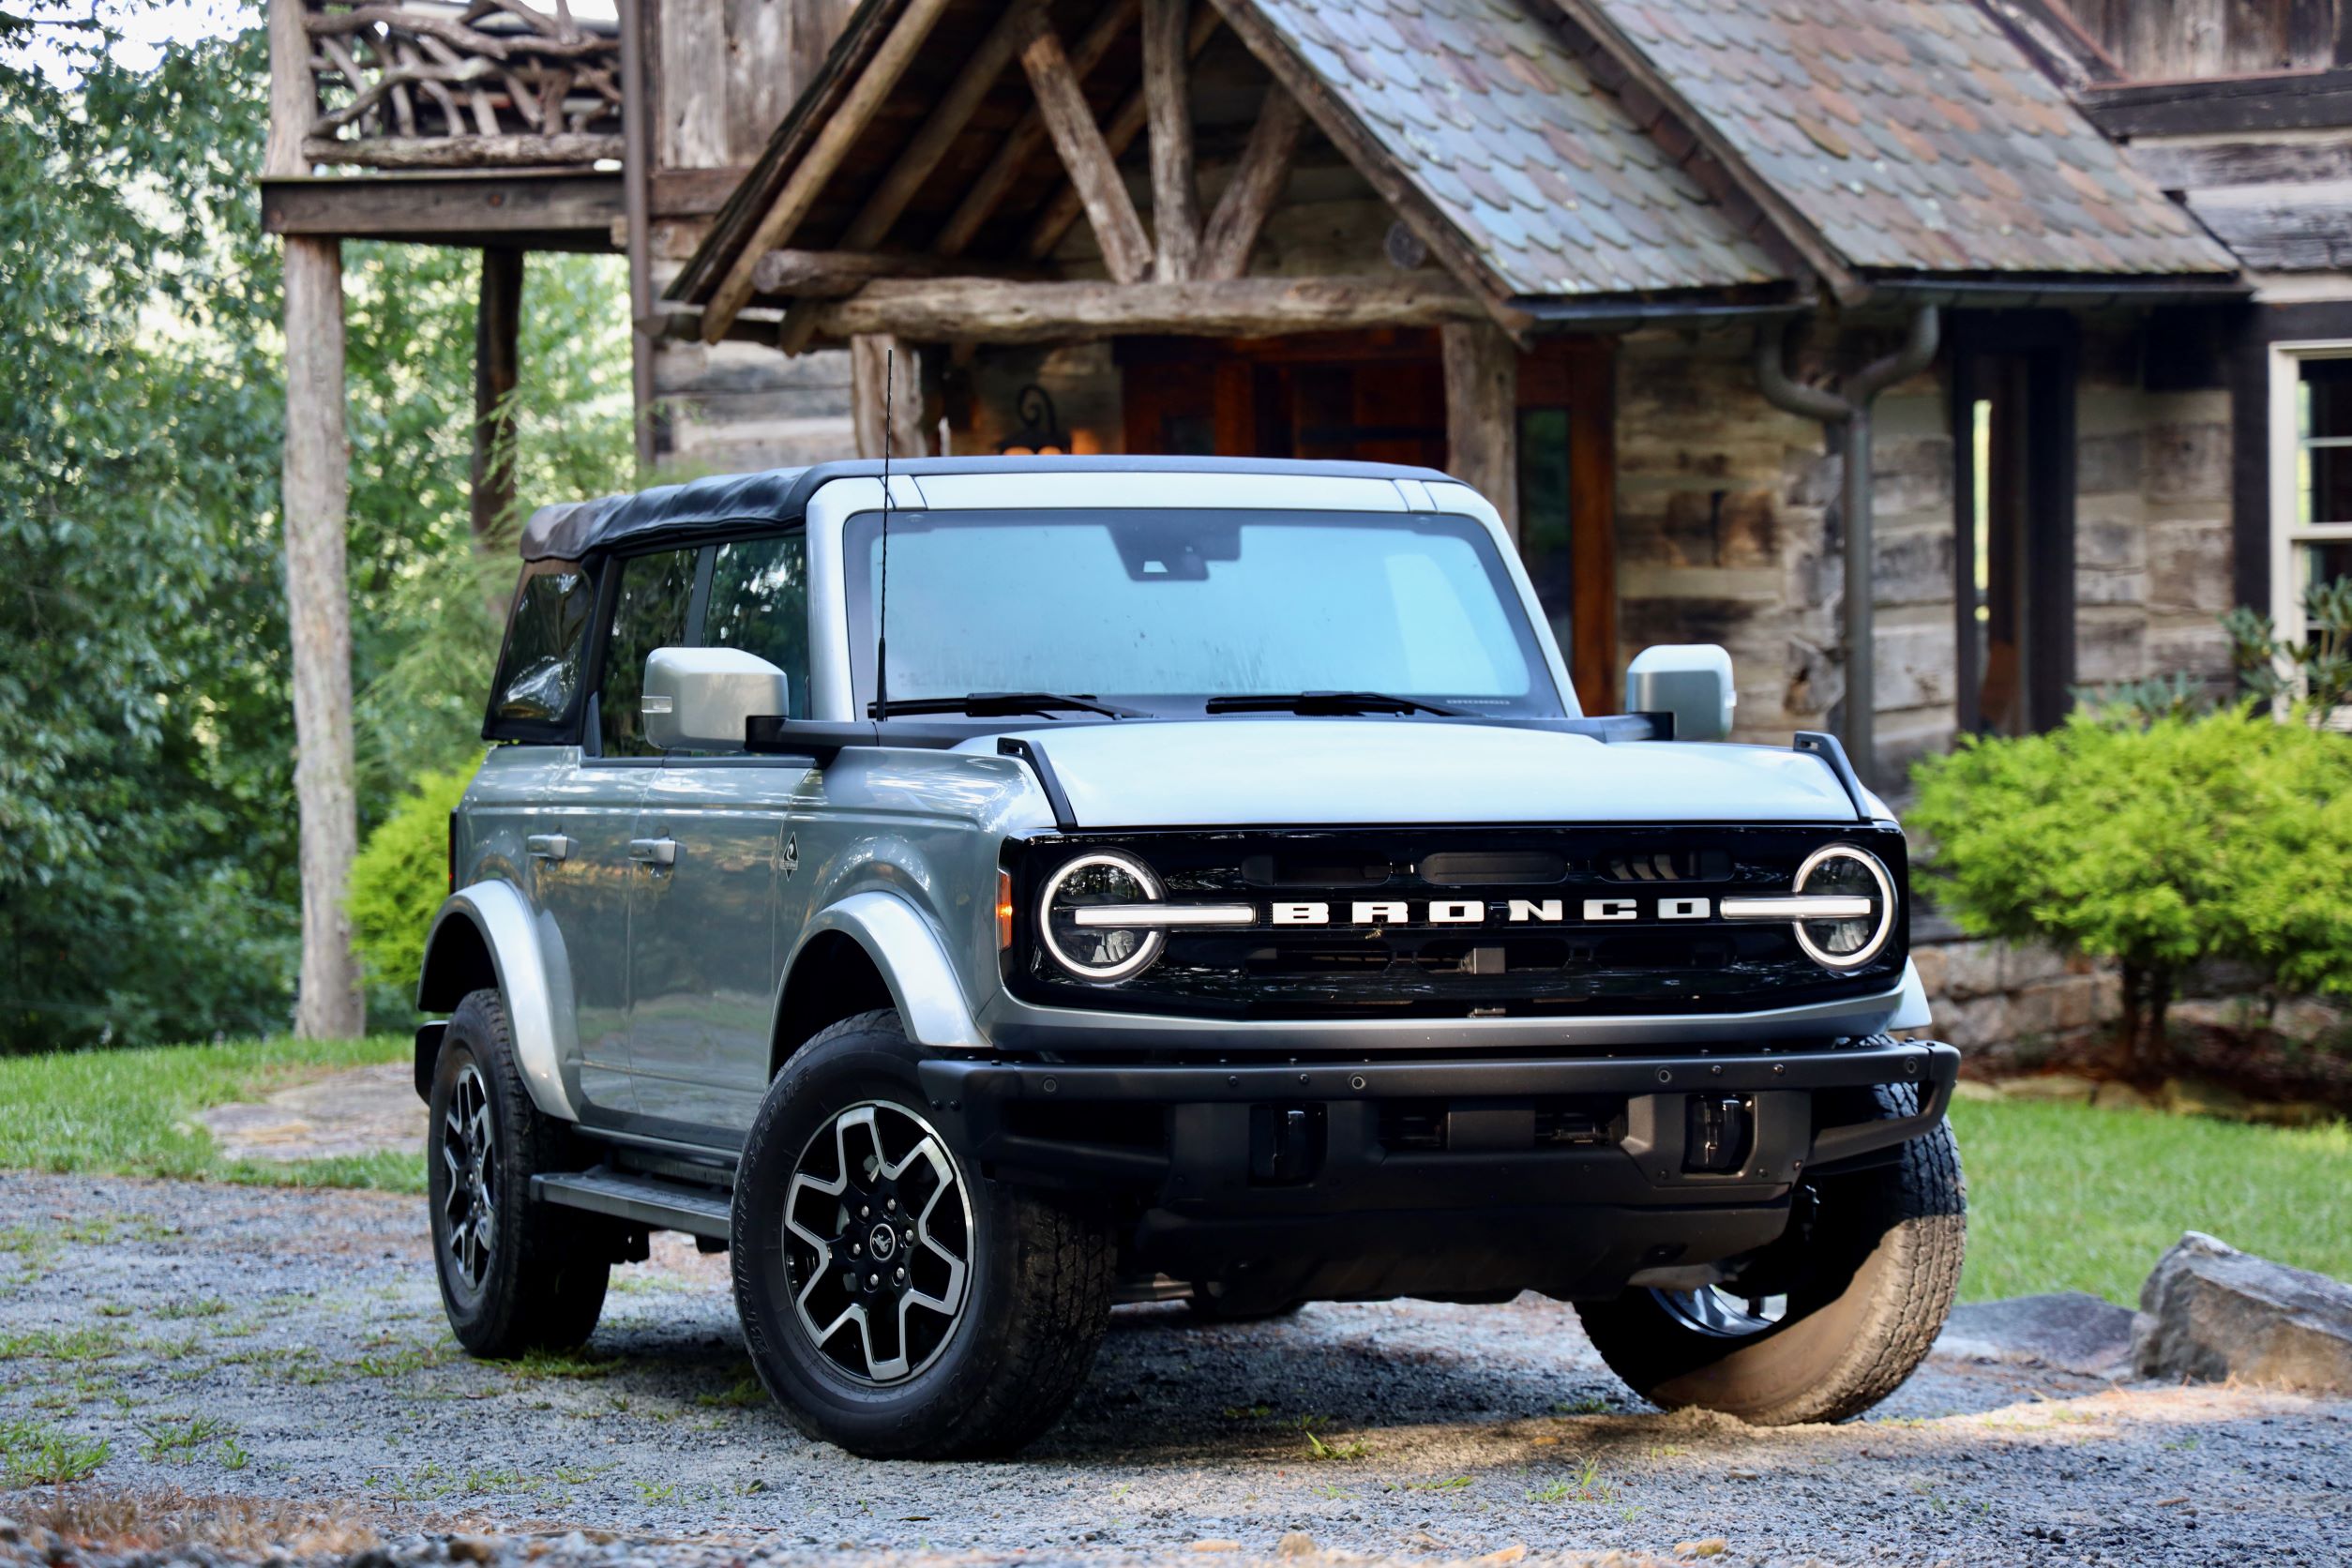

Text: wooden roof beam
xmin=937 ymin=0 xmax=1138 ymax=259
xmin=804 ymin=273 xmax=1487 ymax=343
xmin=1026 ymin=4 xmax=1219 ymax=263
xmin=699 ymin=0 xmax=956 ymax=343
xmin=1020 ymin=17 xmax=1155 ymax=285
xmin=1196 ymin=85 xmax=1303 ymax=279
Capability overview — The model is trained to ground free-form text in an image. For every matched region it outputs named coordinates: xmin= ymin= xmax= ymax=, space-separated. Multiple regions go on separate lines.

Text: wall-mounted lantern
xmin=995 ymin=384 xmax=1070 ymax=456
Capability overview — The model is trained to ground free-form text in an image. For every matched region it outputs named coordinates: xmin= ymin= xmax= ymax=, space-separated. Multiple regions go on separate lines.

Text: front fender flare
xmin=788 ymin=891 xmax=985 ymax=1051
xmin=418 ymin=882 xmax=580 ymax=1122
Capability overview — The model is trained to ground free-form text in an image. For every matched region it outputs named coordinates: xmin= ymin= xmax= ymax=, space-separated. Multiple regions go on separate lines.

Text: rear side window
xmin=703 ymin=533 xmax=811 ymax=719
xmin=596 ymin=548 xmax=697 ymax=757
xmin=483 ymin=561 xmax=594 ymax=742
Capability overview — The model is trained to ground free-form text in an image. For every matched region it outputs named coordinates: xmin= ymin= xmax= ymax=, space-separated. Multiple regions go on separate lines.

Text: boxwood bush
xmin=1909 ymin=710 xmax=2352 ymax=1076
xmin=347 ymin=765 xmax=476 ymax=1019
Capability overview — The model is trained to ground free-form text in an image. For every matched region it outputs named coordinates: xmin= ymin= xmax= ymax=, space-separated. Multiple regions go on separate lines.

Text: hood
xmin=983 ymin=719 xmax=1864 ymax=829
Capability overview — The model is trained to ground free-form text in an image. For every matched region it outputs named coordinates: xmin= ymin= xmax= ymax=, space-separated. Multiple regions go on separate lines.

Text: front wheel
xmin=731 ymin=1011 xmax=1114 ymax=1457
xmin=1576 ymin=1085 xmax=1965 ymax=1425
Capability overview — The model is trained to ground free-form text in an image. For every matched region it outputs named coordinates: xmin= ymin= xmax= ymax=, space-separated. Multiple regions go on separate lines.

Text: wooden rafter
xmin=1202 ymin=0 xmax=1529 ymax=332
xmin=1020 ymin=17 xmax=1154 ymax=285
xmin=1142 ymin=0 xmax=1200 ymax=281
xmin=936 ymin=0 xmax=1138 ymax=259
xmin=1196 ymin=85 xmax=1303 ymax=279
xmin=1026 ymin=4 xmax=1219 ymax=262
xmin=700 ymin=0 xmax=957 ymax=343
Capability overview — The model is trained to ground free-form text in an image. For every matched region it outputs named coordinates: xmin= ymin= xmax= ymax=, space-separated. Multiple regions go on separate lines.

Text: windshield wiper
xmin=870 ymin=692 xmax=1144 ymax=719
xmin=1203 ymin=690 xmax=1459 ymax=716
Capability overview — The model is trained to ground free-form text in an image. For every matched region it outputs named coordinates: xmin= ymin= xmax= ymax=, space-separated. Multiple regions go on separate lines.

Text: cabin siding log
xmin=1027 ymin=5 xmax=1220 ymax=263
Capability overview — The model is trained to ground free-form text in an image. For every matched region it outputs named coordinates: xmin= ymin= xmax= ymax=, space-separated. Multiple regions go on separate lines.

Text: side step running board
xmin=533 ymin=1167 xmax=732 ymax=1240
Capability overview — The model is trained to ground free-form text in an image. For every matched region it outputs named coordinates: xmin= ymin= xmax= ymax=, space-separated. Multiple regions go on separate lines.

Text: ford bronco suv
xmin=416 ymin=456 xmax=1963 ymax=1458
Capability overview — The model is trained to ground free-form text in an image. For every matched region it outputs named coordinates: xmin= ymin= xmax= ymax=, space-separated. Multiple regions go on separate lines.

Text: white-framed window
xmin=2268 ymin=340 xmax=2352 ymax=644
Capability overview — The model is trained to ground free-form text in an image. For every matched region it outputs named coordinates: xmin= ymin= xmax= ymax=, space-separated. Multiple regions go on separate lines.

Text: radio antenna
xmin=874 ymin=346 xmax=894 ymax=719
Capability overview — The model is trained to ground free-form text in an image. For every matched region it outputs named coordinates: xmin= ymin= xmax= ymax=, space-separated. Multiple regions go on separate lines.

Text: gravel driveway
xmin=1 ymin=1171 xmax=2345 ymax=1567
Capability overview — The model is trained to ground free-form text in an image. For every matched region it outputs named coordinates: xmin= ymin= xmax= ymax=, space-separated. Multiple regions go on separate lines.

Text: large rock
xmin=2133 ymin=1231 xmax=2352 ymax=1391
xmin=1937 ymin=1291 xmax=2135 ymax=1377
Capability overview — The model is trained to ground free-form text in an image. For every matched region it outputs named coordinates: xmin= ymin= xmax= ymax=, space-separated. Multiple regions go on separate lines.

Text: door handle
xmin=525 ymin=834 xmax=575 ymax=863
xmin=627 ymin=837 xmax=678 ymax=867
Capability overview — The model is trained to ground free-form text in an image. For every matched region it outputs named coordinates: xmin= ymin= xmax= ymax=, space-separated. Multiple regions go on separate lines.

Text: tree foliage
xmin=1909 ymin=711 xmax=2352 ymax=1076
xmin=0 ymin=22 xmax=631 ymax=1048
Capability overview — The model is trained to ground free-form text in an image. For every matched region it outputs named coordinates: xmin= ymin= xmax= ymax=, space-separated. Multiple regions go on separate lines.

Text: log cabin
xmin=261 ymin=0 xmax=2352 ymax=1042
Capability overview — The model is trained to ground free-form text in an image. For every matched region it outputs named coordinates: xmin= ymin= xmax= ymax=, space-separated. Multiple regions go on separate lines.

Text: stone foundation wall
xmin=1909 ymin=932 xmax=2122 ymax=1059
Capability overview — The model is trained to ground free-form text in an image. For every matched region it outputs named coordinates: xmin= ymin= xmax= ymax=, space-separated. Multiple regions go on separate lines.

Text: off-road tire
xmin=1576 ymin=1084 xmax=1965 ymax=1425
xmin=731 ymin=1009 xmax=1114 ymax=1458
xmin=429 ymin=988 xmax=611 ymax=1357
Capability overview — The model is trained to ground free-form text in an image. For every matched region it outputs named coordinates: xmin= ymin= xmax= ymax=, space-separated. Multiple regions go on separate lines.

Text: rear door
xmin=626 ymin=532 xmax=817 ymax=1137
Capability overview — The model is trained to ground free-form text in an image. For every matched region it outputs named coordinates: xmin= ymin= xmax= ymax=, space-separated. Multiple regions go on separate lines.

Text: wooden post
xmin=1442 ymin=321 xmax=1518 ymax=541
xmin=1019 ymin=20 xmax=1154 ymax=284
xmin=1141 ymin=0 xmax=1199 ymax=281
xmin=269 ymin=0 xmax=362 ymax=1039
xmin=851 ymin=335 xmax=928 ymax=460
xmin=471 ymin=247 xmax=523 ymax=550
xmin=280 ymin=234 xmax=365 ymax=1040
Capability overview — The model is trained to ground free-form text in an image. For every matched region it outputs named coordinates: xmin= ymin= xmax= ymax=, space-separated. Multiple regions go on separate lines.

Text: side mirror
xmin=642 ymin=646 xmax=791 ymax=753
xmin=1624 ymin=644 xmax=1735 ymax=742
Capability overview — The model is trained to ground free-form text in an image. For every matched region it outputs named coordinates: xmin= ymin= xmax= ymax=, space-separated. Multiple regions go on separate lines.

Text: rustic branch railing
xmin=294 ymin=0 xmax=624 ymax=169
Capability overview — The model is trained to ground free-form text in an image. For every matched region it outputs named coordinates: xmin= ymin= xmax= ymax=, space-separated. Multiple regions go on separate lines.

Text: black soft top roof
xmin=518 ymin=456 xmax=1463 ymax=562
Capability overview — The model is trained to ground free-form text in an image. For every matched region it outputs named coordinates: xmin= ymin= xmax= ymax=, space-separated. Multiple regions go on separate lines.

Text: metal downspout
xmin=1754 ymin=308 xmax=1940 ymax=790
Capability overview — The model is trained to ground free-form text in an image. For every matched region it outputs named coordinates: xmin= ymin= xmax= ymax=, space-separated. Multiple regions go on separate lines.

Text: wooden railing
xmin=293 ymin=1 xmax=624 ymax=169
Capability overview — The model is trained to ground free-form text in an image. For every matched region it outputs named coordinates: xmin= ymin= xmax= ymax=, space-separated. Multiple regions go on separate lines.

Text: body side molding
xmin=418 ymin=882 xmax=580 ymax=1122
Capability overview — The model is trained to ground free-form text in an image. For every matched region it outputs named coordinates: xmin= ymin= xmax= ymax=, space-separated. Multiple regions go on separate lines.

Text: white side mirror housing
xmin=1625 ymin=644 xmax=1736 ymax=742
xmin=642 ymin=646 xmax=791 ymax=753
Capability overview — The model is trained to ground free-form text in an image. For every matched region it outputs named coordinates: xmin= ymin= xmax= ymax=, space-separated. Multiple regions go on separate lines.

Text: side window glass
xmin=486 ymin=562 xmax=593 ymax=738
xmin=704 ymin=534 xmax=811 ymax=718
xmin=598 ymin=549 xmax=697 ymax=757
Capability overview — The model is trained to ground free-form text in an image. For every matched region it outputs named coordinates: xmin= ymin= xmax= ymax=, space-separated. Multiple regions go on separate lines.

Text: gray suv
xmin=416 ymin=457 xmax=1963 ymax=1458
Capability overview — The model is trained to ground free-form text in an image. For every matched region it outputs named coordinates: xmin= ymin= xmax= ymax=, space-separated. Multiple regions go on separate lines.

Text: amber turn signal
xmin=997 ymin=869 xmax=1015 ymax=950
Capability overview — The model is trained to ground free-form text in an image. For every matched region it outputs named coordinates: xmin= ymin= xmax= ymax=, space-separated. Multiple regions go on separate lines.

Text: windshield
xmin=845 ymin=508 xmax=1566 ymax=716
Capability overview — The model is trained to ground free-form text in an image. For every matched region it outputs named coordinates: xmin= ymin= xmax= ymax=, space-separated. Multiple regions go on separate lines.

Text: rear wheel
xmin=731 ymin=1011 xmax=1114 ymax=1457
xmin=1576 ymin=1086 xmax=1964 ymax=1425
xmin=428 ymin=988 xmax=611 ymax=1357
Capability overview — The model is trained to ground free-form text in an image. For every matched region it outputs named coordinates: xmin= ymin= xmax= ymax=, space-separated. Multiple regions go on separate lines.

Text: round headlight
xmin=1790 ymin=845 xmax=1895 ymax=969
xmin=1039 ymin=852 xmax=1166 ymax=982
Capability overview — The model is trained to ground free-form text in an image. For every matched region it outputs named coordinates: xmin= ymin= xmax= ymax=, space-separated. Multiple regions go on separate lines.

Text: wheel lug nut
xmin=851 ymin=1243 xmax=862 ymax=1257
xmin=859 ymin=1204 xmax=870 ymax=1218
xmin=885 ymin=1198 xmax=897 ymax=1213
xmin=903 ymin=1228 xmax=913 ymax=1244
xmin=894 ymin=1268 xmax=905 ymax=1283
xmin=867 ymin=1274 xmax=878 ymax=1289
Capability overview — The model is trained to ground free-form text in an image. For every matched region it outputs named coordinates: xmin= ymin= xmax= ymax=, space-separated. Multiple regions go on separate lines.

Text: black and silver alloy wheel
xmin=732 ymin=1010 xmax=1114 ymax=1457
xmin=781 ymin=1101 xmax=973 ymax=1384
xmin=439 ymin=1061 xmax=498 ymax=1293
xmin=427 ymin=988 xmax=611 ymax=1358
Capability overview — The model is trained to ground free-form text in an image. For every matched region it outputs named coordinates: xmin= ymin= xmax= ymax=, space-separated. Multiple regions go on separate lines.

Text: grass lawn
xmin=0 ymin=1037 xmax=2344 ymax=1304
xmin=1951 ymin=1096 xmax=2352 ymax=1304
xmin=0 ymin=1034 xmax=421 ymax=1193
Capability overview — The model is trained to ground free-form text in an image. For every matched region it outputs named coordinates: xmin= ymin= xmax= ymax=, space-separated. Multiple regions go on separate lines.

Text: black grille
xmin=1004 ymin=825 xmax=1908 ymax=1022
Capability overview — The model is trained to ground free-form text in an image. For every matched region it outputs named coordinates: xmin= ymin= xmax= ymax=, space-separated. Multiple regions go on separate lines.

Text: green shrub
xmin=1910 ymin=711 xmax=2352 ymax=1076
xmin=348 ymin=766 xmax=476 ymax=1003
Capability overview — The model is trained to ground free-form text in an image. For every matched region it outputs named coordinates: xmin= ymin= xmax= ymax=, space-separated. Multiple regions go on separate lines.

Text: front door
xmin=626 ymin=532 xmax=817 ymax=1138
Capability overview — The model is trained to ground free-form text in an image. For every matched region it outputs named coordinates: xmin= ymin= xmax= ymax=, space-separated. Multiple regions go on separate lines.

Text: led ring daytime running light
xmin=1039 ymin=852 xmax=1168 ymax=982
xmin=1787 ymin=844 xmax=1896 ymax=970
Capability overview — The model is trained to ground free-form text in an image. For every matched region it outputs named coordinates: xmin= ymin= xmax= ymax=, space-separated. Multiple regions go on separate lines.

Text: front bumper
xmin=916 ymin=1038 xmax=1958 ymax=1304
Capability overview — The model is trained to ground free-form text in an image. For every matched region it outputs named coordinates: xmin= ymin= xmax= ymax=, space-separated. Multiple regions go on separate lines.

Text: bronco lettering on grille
xmin=1264 ymin=897 xmax=1721 ymax=927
